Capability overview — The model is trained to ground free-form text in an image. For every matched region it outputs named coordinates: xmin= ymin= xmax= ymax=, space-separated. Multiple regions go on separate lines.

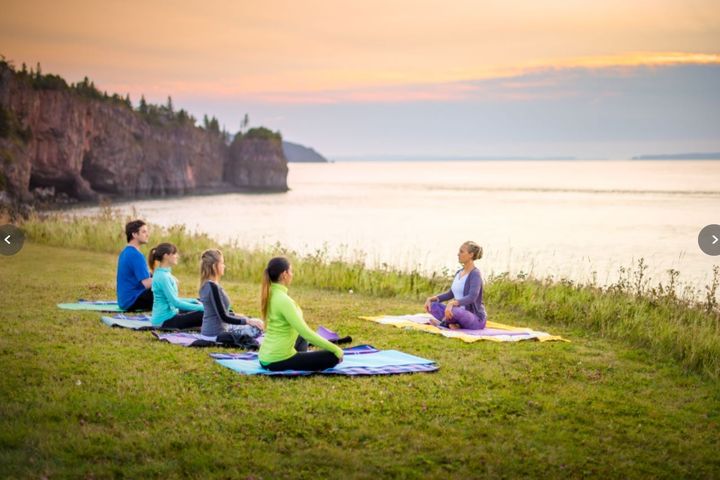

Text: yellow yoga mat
xmin=360 ymin=313 xmax=568 ymax=343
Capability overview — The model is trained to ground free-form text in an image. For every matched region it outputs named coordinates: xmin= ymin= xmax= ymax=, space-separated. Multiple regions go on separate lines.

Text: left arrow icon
xmin=0 ymin=224 xmax=24 ymax=255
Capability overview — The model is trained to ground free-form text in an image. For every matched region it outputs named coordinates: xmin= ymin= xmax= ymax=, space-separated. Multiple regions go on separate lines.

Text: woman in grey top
xmin=198 ymin=249 xmax=264 ymax=340
xmin=424 ymin=241 xmax=487 ymax=330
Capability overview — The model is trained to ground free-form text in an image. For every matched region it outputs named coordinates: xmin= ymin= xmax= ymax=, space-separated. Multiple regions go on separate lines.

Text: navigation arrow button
xmin=698 ymin=224 xmax=720 ymax=256
xmin=0 ymin=225 xmax=25 ymax=256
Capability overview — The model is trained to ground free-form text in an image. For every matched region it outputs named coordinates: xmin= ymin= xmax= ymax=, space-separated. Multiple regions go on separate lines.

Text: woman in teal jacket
xmin=149 ymin=243 xmax=204 ymax=329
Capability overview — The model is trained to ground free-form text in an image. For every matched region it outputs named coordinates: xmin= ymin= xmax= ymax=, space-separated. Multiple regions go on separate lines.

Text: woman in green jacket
xmin=258 ymin=257 xmax=344 ymax=371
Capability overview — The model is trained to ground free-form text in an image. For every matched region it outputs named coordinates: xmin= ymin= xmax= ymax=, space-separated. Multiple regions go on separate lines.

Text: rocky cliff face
xmin=0 ymin=64 xmax=288 ymax=205
xmin=226 ymin=136 xmax=288 ymax=190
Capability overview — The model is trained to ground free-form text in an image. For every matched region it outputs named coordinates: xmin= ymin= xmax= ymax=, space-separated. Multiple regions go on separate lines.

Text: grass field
xmin=1 ymin=243 xmax=718 ymax=479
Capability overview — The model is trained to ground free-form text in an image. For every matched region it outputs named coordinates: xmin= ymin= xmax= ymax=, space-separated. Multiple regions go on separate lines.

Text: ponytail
xmin=147 ymin=242 xmax=177 ymax=273
xmin=200 ymin=249 xmax=223 ymax=289
xmin=260 ymin=269 xmax=271 ymax=320
xmin=260 ymin=256 xmax=291 ymax=321
xmin=147 ymin=247 xmax=157 ymax=272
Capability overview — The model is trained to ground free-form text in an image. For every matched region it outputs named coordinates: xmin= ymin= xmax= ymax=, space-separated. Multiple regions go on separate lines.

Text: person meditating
xmin=258 ymin=257 xmax=344 ymax=372
xmin=116 ymin=220 xmax=153 ymax=311
xmin=198 ymin=249 xmax=264 ymax=343
xmin=148 ymin=243 xmax=204 ymax=329
xmin=424 ymin=241 xmax=487 ymax=330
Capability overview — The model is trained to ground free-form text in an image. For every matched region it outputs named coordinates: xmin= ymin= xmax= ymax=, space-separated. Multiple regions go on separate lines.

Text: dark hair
xmin=148 ymin=243 xmax=177 ymax=273
xmin=125 ymin=220 xmax=147 ymax=243
xmin=260 ymin=256 xmax=291 ymax=320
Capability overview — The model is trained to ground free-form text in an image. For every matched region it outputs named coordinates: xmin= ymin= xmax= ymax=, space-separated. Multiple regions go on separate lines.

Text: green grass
xmin=18 ymin=210 xmax=720 ymax=379
xmin=1 ymin=243 xmax=719 ymax=479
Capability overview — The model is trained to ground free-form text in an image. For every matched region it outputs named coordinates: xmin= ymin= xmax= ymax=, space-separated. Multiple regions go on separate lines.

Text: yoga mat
xmin=153 ymin=325 xmax=345 ymax=348
xmin=211 ymin=345 xmax=439 ymax=376
xmin=360 ymin=313 xmax=568 ymax=343
xmin=101 ymin=313 xmax=154 ymax=330
xmin=100 ymin=313 xmax=199 ymax=331
xmin=58 ymin=300 xmax=124 ymax=312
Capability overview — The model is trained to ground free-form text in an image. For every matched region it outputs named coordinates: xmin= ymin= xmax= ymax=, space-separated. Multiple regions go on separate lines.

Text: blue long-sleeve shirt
xmin=150 ymin=267 xmax=203 ymax=326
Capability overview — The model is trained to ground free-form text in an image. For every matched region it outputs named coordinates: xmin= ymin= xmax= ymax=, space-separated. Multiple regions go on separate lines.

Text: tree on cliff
xmin=139 ymin=96 xmax=148 ymax=115
xmin=202 ymin=115 xmax=221 ymax=136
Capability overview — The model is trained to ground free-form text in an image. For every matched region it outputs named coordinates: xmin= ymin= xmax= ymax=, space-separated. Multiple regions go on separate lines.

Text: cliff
xmin=0 ymin=62 xmax=288 ymax=206
xmin=282 ymin=141 xmax=329 ymax=163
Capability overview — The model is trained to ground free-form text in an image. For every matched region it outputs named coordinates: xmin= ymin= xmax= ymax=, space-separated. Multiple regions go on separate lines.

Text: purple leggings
xmin=430 ymin=302 xmax=486 ymax=330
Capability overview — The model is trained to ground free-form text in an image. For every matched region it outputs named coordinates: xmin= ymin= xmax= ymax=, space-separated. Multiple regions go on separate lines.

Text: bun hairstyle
xmin=147 ymin=242 xmax=177 ymax=272
xmin=260 ymin=256 xmax=291 ymax=320
xmin=463 ymin=241 xmax=483 ymax=260
xmin=200 ymin=249 xmax=223 ymax=287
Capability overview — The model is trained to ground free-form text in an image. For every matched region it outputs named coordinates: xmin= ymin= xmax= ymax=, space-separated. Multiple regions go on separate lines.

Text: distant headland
xmin=631 ymin=152 xmax=720 ymax=160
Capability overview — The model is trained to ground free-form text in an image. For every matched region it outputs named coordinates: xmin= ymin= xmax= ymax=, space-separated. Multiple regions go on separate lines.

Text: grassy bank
xmin=1 ymin=243 xmax=719 ymax=478
xmin=18 ymin=210 xmax=720 ymax=380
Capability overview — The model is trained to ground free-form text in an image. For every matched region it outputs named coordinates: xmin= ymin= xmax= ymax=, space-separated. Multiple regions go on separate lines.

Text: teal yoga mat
xmin=58 ymin=301 xmax=125 ymax=312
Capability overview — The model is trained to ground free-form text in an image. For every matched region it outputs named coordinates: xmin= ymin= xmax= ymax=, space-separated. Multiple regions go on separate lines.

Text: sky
xmin=1 ymin=0 xmax=719 ymax=158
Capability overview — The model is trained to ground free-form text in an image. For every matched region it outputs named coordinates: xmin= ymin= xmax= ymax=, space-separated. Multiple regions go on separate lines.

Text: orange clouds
xmin=1 ymin=0 xmax=718 ymax=103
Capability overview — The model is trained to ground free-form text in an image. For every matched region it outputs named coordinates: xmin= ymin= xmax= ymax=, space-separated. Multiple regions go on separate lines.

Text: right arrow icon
xmin=698 ymin=225 xmax=720 ymax=256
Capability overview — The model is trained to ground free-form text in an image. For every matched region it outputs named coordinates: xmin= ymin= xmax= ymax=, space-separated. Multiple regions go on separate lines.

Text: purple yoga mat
xmin=317 ymin=325 xmax=340 ymax=341
xmin=210 ymin=344 xmax=378 ymax=360
xmin=444 ymin=327 xmax=534 ymax=336
xmin=154 ymin=325 xmax=346 ymax=348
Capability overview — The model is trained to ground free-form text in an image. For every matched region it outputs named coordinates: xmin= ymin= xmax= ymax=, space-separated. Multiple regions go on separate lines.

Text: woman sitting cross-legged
xmin=149 ymin=243 xmax=204 ymax=329
xmin=198 ymin=249 xmax=264 ymax=346
xmin=258 ymin=256 xmax=344 ymax=372
xmin=424 ymin=241 xmax=487 ymax=330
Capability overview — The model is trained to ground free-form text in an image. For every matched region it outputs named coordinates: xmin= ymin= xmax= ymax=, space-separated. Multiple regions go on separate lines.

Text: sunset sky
xmin=2 ymin=0 xmax=719 ymax=158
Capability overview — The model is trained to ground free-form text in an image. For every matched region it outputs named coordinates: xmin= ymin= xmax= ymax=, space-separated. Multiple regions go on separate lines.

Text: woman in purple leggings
xmin=424 ymin=241 xmax=487 ymax=330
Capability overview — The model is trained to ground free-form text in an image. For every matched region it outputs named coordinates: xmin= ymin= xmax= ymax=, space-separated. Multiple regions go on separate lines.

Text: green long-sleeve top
xmin=150 ymin=267 xmax=204 ymax=326
xmin=259 ymin=283 xmax=343 ymax=365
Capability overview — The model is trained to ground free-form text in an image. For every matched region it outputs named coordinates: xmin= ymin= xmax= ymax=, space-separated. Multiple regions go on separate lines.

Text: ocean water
xmin=72 ymin=160 xmax=720 ymax=294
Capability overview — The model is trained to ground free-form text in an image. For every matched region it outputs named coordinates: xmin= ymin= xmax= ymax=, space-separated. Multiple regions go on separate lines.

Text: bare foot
xmin=448 ymin=323 xmax=461 ymax=330
xmin=428 ymin=318 xmax=441 ymax=326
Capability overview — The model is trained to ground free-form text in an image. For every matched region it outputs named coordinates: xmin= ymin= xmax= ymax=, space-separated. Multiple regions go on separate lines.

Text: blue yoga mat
xmin=213 ymin=347 xmax=438 ymax=376
xmin=101 ymin=314 xmax=153 ymax=330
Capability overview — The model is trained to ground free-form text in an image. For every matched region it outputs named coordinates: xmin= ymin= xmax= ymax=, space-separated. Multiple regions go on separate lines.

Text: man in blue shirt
xmin=116 ymin=220 xmax=153 ymax=311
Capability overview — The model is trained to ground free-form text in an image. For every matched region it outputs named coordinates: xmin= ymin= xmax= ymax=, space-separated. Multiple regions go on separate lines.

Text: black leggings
xmin=265 ymin=350 xmax=340 ymax=372
xmin=160 ymin=310 xmax=204 ymax=330
xmin=128 ymin=289 xmax=153 ymax=311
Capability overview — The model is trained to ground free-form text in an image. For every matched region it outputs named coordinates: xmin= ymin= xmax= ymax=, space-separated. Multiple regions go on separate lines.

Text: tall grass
xmin=19 ymin=209 xmax=720 ymax=379
xmin=21 ymin=207 xmax=450 ymax=299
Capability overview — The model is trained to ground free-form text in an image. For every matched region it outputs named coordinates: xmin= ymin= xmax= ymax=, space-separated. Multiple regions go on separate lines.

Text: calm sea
xmin=72 ymin=160 xmax=720 ymax=294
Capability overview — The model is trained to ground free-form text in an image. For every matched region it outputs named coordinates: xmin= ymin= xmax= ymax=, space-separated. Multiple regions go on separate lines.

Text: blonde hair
xmin=199 ymin=249 xmax=223 ymax=288
xmin=462 ymin=241 xmax=483 ymax=260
